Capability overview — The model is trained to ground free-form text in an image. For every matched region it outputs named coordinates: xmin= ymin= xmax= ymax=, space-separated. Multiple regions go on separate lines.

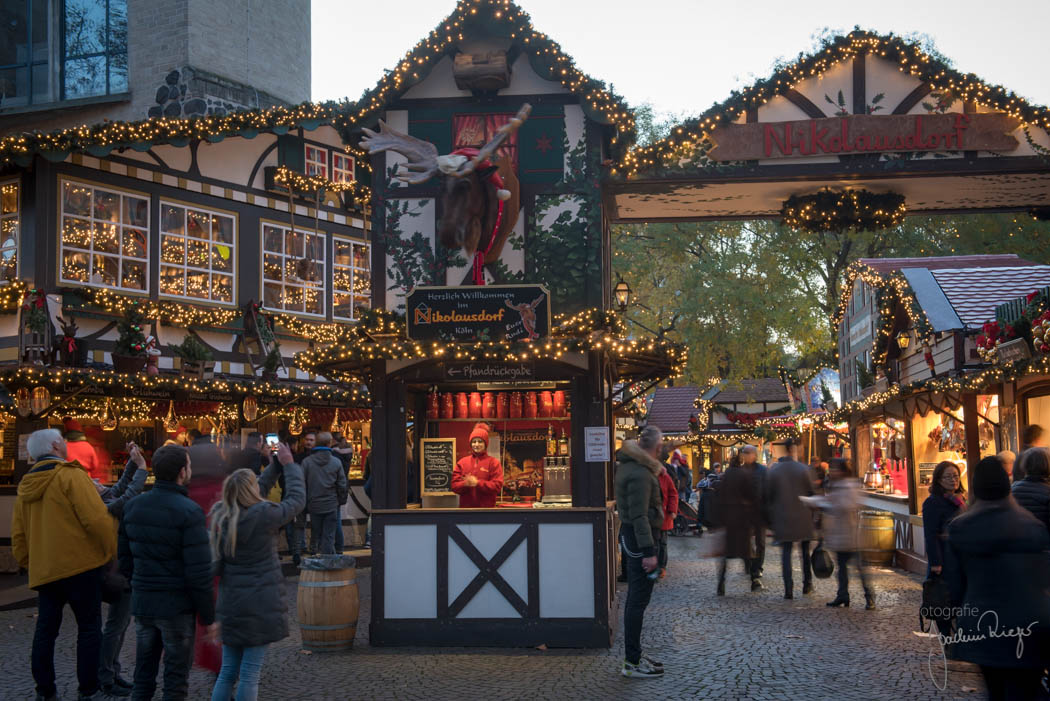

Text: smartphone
xmin=265 ymin=433 xmax=279 ymax=452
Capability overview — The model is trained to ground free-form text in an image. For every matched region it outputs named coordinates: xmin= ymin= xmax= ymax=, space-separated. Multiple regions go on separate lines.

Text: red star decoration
xmin=535 ymin=134 xmax=553 ymax=153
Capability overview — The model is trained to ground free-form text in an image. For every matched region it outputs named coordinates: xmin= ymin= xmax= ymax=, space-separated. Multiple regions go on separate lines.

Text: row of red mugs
xmin=427 ymin=391 xmax=567 ymax=420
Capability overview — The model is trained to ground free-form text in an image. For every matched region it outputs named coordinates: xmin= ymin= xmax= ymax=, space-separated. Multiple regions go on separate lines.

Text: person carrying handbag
xmin=921 ymin=461 xmax=966 ymax=637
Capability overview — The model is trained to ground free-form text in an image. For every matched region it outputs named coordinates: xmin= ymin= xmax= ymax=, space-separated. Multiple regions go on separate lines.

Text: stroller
xmin=672 ymin=497 xmax=702 ymax=536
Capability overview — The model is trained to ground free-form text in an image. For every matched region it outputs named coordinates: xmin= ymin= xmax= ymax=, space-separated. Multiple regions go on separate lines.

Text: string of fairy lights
xmin=781 ymin=189 xmax=907 ymax=234
xmin=0 ymin=0 xmax=635 ymax=169
xmin=295 ymin=306 xmax=687 ymax=384
xmin=618 ymin=29 xmax=1050 ymax=177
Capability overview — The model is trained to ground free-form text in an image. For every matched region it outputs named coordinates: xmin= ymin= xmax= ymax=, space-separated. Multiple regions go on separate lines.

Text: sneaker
xmin=784 ymin=590 xmax=793 ymax=600
xmin=865 ymin=593 xmax=876 ymax=610
xmin=101 ymin=684 xmax=130 ymax=698
xmin=750 ymin=579 xmax=764 ymax=592
xmin=622 ymin=658 xmax=664 ymax=678
xmin=642 ymin=655 xmax=665 ymax=672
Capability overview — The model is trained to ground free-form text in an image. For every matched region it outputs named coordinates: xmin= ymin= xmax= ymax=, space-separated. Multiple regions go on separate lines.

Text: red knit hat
xmin=469 ymin=423 xmax=490 ymax=449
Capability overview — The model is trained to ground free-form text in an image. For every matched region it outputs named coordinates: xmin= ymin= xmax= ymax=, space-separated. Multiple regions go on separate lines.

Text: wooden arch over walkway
xmin=605 ymin=31 xmax=1050 ymax=222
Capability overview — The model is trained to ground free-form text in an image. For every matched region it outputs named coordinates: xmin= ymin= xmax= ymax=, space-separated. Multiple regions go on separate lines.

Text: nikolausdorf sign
xmin=406 ymin=284 xmax=551 ymax=342
xmin=708 ymin=113 xmax=1019 ymax=161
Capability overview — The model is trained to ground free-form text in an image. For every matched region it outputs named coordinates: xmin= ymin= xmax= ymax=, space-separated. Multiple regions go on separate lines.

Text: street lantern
xmin=896 ymin=330 xmax=911 ymax=350
xmin=614 ymin=277 xmax=631 ymax=313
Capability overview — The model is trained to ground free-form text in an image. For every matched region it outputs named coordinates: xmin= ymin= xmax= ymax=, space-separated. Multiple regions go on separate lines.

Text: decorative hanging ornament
xmin=781 ymin=188 xmax=906 ymax=234
xmin=289 ymin=408 xmax=304 ymax=436
xmin=14 ymin=387 xmax=31 ymax=417
xmin=329 ymin=408 xmax=341 ymax=434
xmin=163 ymin=400 xmax=179 ymax=433
xmin=198 ymin=416 xmax=212 ymax=433
xmin=30 ymin=386 xmax=51 ymax=415
xmin=100 ymin=398 xmax=118 ymax=431
xmin=242 ymin=395 xmax=258 ymax=423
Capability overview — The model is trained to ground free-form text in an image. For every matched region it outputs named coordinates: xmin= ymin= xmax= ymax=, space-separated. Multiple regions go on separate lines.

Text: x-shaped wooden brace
xmin=447 ymin=524 xmax=528 ymax=618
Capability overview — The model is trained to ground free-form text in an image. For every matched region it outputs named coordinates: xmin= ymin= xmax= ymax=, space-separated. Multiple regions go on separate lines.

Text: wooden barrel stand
xmin=297 ymin=565 xmax=359 ymax=652
xmin=858 ymin=510 xmax=895 ymax=567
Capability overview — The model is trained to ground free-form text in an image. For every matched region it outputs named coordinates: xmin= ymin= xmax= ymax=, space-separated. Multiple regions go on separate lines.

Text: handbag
xmin=811 ymin=541 xmax=834 ymax=579
xmin=920 ymin=573 xmax=952 ymax=632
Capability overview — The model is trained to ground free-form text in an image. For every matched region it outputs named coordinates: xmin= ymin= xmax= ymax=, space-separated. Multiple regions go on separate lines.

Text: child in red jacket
xmin=658 ymin=464 xmax=679 ymax=578
xmin=451 ymin=423 xmax=504 ymax=508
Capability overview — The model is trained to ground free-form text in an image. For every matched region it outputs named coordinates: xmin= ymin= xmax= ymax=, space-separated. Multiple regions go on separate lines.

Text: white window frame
xmin=305 ymin=144 xmax=328 ymax=179
xmin=332 ymin=151 xmax=355 ymax=183
xmin=0 ymin=179 xmax=20 ymax=281
xmin=332 ymin=235 xmax=370 ymax=321
xmin=158 ymin=200 xmax=237 ymax=305
xmin=261 ymin=222 xmax=327 ymax=317
xmin=59 ymin=179 xmax=149 ymax=293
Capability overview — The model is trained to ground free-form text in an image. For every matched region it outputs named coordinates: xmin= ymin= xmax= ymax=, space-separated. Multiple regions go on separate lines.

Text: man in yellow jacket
xmin=12 ymin=428 xmax=117 ymax=701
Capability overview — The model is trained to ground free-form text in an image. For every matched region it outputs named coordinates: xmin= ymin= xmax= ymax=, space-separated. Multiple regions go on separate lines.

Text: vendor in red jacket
xmin=451 ymin=423 xmax=504 ymax=508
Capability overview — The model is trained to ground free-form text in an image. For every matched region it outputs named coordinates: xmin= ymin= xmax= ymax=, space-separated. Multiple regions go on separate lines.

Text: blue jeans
xmin=32 ymin=567 xmax=103 ymax=697
xmin=334 ymin=510 xmax=344 ymax=553
xmin=98 ymin=587 xmax=133 ymax=686
xmin=131 ymin=613 xmax=196 ymax=701
xmin=285 ymin=516 xmax=306 ymax=557
xmin=210 ymin=644 xmax=269 ymax=701
xmin=310 ymin=511 xmax=338 ymax=554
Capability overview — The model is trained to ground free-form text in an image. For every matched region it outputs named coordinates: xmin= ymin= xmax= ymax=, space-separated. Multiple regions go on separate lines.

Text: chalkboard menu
xmin=421 ymin=438 xmax=457 ymax=494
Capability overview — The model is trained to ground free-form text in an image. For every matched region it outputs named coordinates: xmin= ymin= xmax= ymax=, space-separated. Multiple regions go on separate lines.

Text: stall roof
xmin=646 ymin=386 xmax=700 ymax=434
xmin=858 ymin=255 xmax=1041 ymax=276
xmin=703 ymin=378 xmax=789 ymax=404
xmin=929 ymin=265 xmax=1050 ymax=330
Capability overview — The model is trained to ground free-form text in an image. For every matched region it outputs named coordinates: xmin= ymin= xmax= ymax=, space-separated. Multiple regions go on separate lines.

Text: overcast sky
xmin=312 ymin=0 xmax=1050 ymax=119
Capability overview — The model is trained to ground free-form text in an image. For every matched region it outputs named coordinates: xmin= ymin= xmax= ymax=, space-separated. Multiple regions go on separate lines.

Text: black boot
xmin=784 ymin=587 xmax=793 ymax=600
xmin=826 ymin=596 xmax=849 ymax=607
xmin=750 ymin=579 xmax=764 ymax=592
xmin=717 ymin=578 xmax=725 ymax=596
xmin=802 ymin=581 xmax=814 ymax=595
xmin=864 ymin=591 xmax=876 ymax=610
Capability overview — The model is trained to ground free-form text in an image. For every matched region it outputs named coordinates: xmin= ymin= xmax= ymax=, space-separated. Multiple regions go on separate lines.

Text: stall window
xmin=159 ymin=202 xmax=235 ymax=303
xmin=332 ymin=237 xmax=370 ymax=321
xmin=305 ymin=145 xmax=328 ymax=178
xmin=261 ymin=223 xmax=325 ymax=316
xmin=860 ymin=419 xmax=909 ymax=497
xmin=1026 ymin=394 xmax=1050 ymax=440
xmin=0 ymin=181 xmax=18 ymax=280
xmin=976 ymin=394 xmax=1000 ymax=461
xmin=60 ymin=180 xmax=148 ymax=291
xmin=911 ymin=409 xmax=967 ymax=496
xmin=332 ymin=152 xmax=355 ymax=183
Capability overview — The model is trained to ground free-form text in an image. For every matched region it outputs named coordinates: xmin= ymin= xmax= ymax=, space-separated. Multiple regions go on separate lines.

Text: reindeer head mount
xmin=361 ymin=104 xmax=531 ymax=265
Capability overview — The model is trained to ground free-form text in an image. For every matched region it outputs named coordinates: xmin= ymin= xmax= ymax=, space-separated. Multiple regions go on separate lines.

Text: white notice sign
xmin=584 ymin=426 xmax=610 ymax=463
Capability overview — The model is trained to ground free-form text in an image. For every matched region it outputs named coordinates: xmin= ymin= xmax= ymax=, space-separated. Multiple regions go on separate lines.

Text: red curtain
xmin=453 ymin=113 xmax=518 ymax=169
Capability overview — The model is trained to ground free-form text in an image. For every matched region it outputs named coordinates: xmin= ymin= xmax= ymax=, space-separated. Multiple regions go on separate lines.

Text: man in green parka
xmin=614 ymin=425 xmax=665 ymax=679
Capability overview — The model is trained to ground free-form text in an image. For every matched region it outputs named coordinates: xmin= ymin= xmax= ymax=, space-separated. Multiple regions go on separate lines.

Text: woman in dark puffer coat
xmin=208 ymin=444 xmax=305 ymax=701
xmin=1012 ymin=447 xmax=1050 ymax=533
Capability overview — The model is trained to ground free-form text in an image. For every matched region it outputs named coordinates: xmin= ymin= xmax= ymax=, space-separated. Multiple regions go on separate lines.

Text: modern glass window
xmin=159 ymin=202 xmax=235 ymax=303
xmin=333 ymin=237 xmax=370 ymax=320
xmin=262 ymin=223 xmax=326 ymax=316
xmin=332 ymin=152 xmax=355 ymax=183
xmin=0 ymin=181 xmax=19 ymax=280
xmin=62 ymin=0 xmax=128 ymax=99
xmin=60 ymin=180 xmax=148 ymax=291
xmin=305 ymin=145 xmax=328 ymax=179
xmin=0 ymin=0 xmax=49 ymax=107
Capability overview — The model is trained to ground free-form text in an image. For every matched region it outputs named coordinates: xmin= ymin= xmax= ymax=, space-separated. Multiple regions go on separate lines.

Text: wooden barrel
xmin=858 ymin=510 xmax=895 ymax=566
xmin=297 ymin=565 xmax=358 ymax=652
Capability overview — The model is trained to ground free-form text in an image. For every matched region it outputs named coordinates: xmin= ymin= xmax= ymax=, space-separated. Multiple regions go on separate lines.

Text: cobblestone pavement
xmin=0 ymin=537 xmax=985 ymax=700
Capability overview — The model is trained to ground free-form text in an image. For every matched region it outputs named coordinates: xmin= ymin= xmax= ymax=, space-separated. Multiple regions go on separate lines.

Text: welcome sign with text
xmin=708 ymin=113 xmax=1019 ymax=161
xmin=406 ymin=284 xmax=551 ymax=342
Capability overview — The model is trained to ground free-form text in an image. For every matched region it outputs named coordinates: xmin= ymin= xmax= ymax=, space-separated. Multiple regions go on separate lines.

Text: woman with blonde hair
xmin=208 ymin=444 xmax=304 ymax=701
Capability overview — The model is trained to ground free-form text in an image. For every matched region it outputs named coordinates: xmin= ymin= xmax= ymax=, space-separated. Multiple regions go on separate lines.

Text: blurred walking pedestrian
xmin=740 ymin=445 xmax=767 ymax=584
xmin=208 ymin=443 xmax=305 ymax=701
xmin=944 ymin=456 xmax=1050 ymax=700
xmin=13 ymin=428 xmax=117 ymax=701
xmin=816 ymin=459 xmax=875 ymax=610
xmin=1015 ymin=424 xmax=1046 ymax=481
xmin=715 ymin=451 xmax=763 ymax=595
xmin=657 ymin=458 xmax=678 ymax=578
xmin=63 ymin=418 xmax=104 ymax=481
xmin=615 ymin=426 xmax=665 ymax=679
xmin=765 ymin=438 xmax=815 ymax=599
xmin=119 ymin=445 xmax=216 ymax=701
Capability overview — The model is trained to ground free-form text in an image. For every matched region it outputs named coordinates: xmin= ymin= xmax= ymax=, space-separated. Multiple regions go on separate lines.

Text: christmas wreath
xmin=781 ymin=188 xmax=906 ymax=233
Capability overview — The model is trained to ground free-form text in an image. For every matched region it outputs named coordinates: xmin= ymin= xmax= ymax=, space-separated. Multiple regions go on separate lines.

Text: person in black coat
xmin=1011 ymin=447 xmax=1050 ymax=534
xmin=118 ymin=445 xmax=216 ymax=701
xmin=944 ymin=457 xmax=1050 ymax=700
xmin=209 ymin=443 xmax=305 ymax=701
xmin=715 ymin=453 xmax=761 ymax=595
xmin=922 ymin=461 xmax=967 ymax=577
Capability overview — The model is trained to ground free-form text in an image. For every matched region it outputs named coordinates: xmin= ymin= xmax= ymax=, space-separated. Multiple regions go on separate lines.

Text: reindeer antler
xmin=454 ymin=103 xmax=532 ymax=178
xmin=359 ymin=121 xmax=440 ymax=185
